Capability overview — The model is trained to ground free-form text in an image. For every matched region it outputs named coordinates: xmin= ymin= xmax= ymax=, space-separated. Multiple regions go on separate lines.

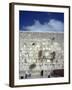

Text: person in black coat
xmin=41 ymin=70 xmax=43 ymax=76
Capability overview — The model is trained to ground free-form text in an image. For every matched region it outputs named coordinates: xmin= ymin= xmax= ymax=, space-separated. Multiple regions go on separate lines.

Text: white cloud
xmin=23 ymin=19 xmax=64 ymax=32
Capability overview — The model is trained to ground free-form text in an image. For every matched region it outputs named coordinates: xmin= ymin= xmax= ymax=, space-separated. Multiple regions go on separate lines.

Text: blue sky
xmin=19 ymin=11 xmax=64 ymax=32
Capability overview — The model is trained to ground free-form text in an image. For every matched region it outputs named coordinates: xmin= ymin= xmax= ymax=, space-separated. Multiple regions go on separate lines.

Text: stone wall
xmin=19 ymin=32 xmax=64 ymax=79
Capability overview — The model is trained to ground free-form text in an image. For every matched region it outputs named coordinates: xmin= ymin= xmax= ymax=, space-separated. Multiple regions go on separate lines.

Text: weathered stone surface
xmin=19 ymin=32 xmax=64 ymax=79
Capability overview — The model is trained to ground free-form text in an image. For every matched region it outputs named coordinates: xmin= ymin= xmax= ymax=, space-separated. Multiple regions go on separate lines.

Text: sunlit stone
xmin=47 ymin=59 xmax=51 ymax=63
xmin=19 ymin=32 xmax=64 ymax=79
